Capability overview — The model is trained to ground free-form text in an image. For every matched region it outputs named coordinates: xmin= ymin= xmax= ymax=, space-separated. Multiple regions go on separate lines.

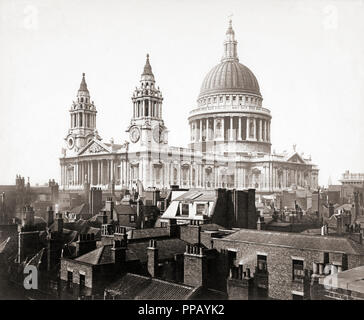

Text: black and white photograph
xmin=0 ymin=0 xmax=364 ymax=308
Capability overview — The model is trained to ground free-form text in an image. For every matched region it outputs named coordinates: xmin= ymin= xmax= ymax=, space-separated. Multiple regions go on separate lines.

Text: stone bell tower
xmin=126 ymin=54 xmax=168 ymax=150
xmin=64 ymin=73 xmax=99 ymax=153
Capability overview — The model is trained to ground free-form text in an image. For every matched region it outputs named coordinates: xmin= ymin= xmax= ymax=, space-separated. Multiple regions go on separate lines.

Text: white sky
xmin=0 ymin=0 xmax=363 ymax=186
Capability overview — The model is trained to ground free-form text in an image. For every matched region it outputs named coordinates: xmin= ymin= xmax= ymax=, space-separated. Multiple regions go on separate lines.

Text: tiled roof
xmin=105 ymin=273 xmax=197 ymax=300
xmin=220 ymin=229 xmax=364 ymax=255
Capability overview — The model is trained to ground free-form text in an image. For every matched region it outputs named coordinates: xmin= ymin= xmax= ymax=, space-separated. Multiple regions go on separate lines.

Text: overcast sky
xmin=0 ymin=0 xmax=363 ymax=186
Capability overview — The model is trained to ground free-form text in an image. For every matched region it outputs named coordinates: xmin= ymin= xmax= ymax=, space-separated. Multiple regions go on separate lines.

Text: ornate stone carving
xmin=88 ymin=143 xmax=104 ymax=153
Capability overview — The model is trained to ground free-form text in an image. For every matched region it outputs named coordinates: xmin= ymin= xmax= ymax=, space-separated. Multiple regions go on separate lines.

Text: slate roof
xmin=105 ymin=273 xmax=197 ymax=300
xmin=220 ymin=229 xmax=364 ymax=255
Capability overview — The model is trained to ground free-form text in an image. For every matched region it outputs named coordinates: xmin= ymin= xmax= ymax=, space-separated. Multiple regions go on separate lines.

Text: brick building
xmin=212 ymin=229 xmax=364 ymax=300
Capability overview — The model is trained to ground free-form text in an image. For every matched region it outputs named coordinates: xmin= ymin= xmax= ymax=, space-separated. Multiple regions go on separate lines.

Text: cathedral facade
xmin=59 ymin=21 xmax=319 ymax=194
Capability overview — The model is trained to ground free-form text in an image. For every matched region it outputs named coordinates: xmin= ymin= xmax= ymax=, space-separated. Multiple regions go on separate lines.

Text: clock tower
xmin=127 ymin=54 xmax=168 ymax=150
xmin=65 ymin=73 xmax=99 ymax=154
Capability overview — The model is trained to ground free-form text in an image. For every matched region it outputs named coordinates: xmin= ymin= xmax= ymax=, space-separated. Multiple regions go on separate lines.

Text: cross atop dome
xmin=223 ymin=19 xmax=238 ymax=62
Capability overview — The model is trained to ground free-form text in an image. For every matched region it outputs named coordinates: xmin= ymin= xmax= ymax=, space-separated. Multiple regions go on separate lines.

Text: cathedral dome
xmin=199 ymin=60 xmax=261 ymax=98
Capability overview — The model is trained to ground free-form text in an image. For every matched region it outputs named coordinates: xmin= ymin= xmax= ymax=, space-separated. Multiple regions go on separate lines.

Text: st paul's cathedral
xmin=59 ymin=21 xmax=319 ymax=195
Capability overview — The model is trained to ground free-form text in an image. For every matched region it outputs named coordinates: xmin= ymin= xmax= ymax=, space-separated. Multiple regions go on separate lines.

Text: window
xmin=292 ymin=259 xmax=304 ymax=281
xmin=79 ymin=274 xmax=85 ymax=287
xmin=226 ymin=96 xmax=230 ymax=101
xmin=196 ymin=203 xmax=207 ymax=215
xmin=130 ymin=215 xmax=136 ymax=223
xmin=257 ymin=255 xmax=267 ymax=272
xmin=292 ymin=293 xmax=303 ymax=300
xmin=219 ymin=96 xmax=223 ymax=103
xmin=181 ymin=203 xmax=189 ymax=216
xmin=233 ymin=96 xmax=236 ymax=101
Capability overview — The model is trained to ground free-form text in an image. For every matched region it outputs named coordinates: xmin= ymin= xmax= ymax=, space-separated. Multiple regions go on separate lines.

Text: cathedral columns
xmin=259 ymin=119 xmax=263 ymax=141
xmin=200 ymin=119 xmax=203 ymax=142
xmin=253 ymin=118 xmax=257 ymax=140
xmin=221 ymin=118 xmax=225 ymax=141
xmin=246 ymin=117 xmax=250 ymax=140
xmin=100 ymin=160 xmax=104 ymax=185
xmin=238 ymin=117 xmax=242 ymax=140
xmin=111 ymin=159 xmax=114 ymax=182
xmin=230 ymin=116 xmax=233 ymax=141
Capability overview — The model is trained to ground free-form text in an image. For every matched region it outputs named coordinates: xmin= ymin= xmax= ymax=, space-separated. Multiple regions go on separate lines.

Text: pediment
xmin=78 ymin=140 xmax=110 ymax=155
xmin=287 ymin=153 xmax=305 ymax=164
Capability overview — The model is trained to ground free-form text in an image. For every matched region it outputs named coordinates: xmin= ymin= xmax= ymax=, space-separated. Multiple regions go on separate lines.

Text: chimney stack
xmin=22 ymin=205 xmax=35 ymax=228
xmin=47 ymin=206 xmax=54 ymax=227
xmin=54 ymin=212 xmax=64 ymax=234
xmin=183 ymin=244 xmax=207 ymax=287
xmin=147 ymin=239 xmax=159 ymax=278
xmin=111 ymin=238 xmax=127 ymax=271
xmin=76 ymin=233 xmax=97 ymax=256
xmin=168 ymin=219 xmax=179 ymax=238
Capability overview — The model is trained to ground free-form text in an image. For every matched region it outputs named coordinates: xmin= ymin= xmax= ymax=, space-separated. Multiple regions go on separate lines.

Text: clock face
xmin=130 ymin=126 xmax=140 ymax=143
xmin=153 ymin=125 xmax=164 ymax=143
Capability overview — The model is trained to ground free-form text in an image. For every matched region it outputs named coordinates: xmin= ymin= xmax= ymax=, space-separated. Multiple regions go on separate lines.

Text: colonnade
xmin=190 ymin=116 xmax=270 ymax=142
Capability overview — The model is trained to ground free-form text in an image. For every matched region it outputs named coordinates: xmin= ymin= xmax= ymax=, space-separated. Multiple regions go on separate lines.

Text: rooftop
xmin=218 ymin=229 xmax=364 ymax=255
xmin=105 ymin=273 xmax=197 ymax=300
